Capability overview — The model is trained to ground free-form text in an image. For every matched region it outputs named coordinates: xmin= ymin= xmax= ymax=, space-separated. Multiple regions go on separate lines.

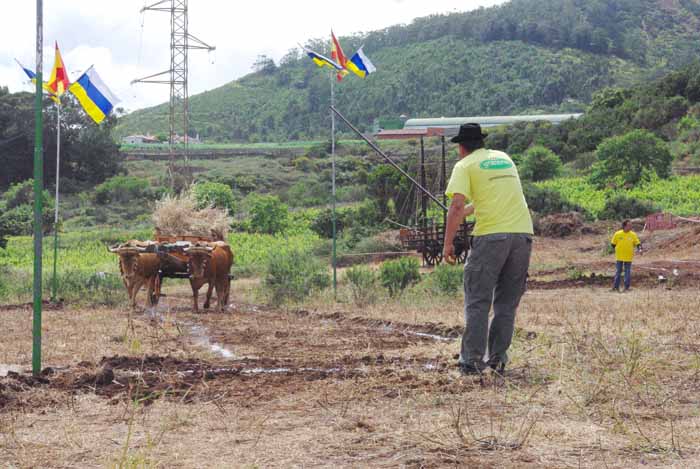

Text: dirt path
xmin=3 ymin=284 xmax=700 ymax=467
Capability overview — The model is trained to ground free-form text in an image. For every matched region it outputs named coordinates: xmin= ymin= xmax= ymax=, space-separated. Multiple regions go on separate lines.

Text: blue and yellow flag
xmin=15 ymin=58 xmax=59 ymax=103
xmin=301 ymin=45 xmax=344 ymax=71
xmin=69 ymin=67 xmax=120 ymax=124
xmin=346 ymin=47 xmax=377 ymax=78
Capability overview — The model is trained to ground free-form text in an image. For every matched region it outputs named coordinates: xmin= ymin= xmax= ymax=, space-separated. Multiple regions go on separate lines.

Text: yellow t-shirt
xmin=611 ymin=230 xmax=640 ymax=262
xmin=445 ymin=148 xmax=533 ymax=236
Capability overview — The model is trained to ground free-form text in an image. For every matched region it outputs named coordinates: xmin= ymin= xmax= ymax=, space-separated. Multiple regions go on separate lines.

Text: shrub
xmin=337 ymin=185 xmax=368 ymax=203
xmin=0 ymin=180 xmax=55 ymax=238
xmin=264 ymin=248 xmax=330 ymax=304
xmin=245 ymin=194 xmax=289 ymax=234
xmin=292 ymin=156 xmax=315 ymax=172
xmin=522 ymin=183 xmax=583 ymax=216
xmin=93 ymin=176 xmax=152 ymax=205
xmin=351 ymin=235 xmax=402 ymax=256
xmin=379 ymin=257 xmax=420 ymax=297
xmin=430 ymin=264 xmax=464 ymax=294
xmin=311 ymin=200 xmax=383 ymax=239
xmin=339 ymin=225 xmax=376 ymax=251
xmin=285 ymin=181 xmax=326 ymax=207
xmin=54 ymin=270 xmax=125 ymax=305
xmin=0 ymin=267 xmax=7 ymax=300
xmin=311 ymin=208 xmax=346 ymax=238
xmin=519 ymin=145 xmax=563 ymax=181
xmin=599 ymin=195 xmax=659 ymax=220
xmin=345 ymin=265 xmax=378 ymax=306
xmin=4 ymin=179 xmax=36 ymax=209
xmin=307 ymin=140 xmax=332 ymax=158
xmin=233 ymin=175 xmax=258 ymax=194
xmin=191 ymin=181 xmax=237 ymax=215
xmin=2 ymin=179 xmax=54 ymax=212
xmin=591 ymin=129 xmax=672 ymax=188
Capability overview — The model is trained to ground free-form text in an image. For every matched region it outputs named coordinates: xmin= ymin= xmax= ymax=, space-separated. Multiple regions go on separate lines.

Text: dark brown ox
xmin=185 ymin=241 xmax=233 ymax=313
xmin=108 ymin=241 xmax=160 ymax=309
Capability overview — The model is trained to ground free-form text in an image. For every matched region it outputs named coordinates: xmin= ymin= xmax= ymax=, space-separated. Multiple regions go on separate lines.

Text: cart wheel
xmin=456 ymin=249 xmax=468 ymax=264
xmin=423 ymin=240 xmax=443 ymax=266
xmin=454 ymin=237 xmax=468 ymax=264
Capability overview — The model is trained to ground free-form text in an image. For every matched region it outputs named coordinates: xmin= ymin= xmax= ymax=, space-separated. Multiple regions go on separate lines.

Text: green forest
xmin=116 ymin=0 xmax=700 ymax=142
xmin=2 ymin=0 xmax=700 ymax=252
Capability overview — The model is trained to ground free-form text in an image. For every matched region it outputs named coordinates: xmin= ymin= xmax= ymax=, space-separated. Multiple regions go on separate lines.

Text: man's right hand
xmin=443 ymin=244 xmax=456 ymax=265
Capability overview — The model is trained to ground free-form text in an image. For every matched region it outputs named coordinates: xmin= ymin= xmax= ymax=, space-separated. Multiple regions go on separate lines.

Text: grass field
xmin=2 ymin=226 xmax=700 ymax=467
xmin=0 ymin=227 xmax=321 ymax=304
xmin=538 ymin=176 xmax=700 ymax=218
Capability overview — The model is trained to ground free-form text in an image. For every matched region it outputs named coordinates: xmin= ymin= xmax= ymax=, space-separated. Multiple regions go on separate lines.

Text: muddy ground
xmin=1 ymin=304 xmax=470 ymax=413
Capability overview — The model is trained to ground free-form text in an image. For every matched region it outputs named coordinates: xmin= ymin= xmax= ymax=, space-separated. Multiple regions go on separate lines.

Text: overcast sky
xmin=1 ymin=0 xmax=507 ymax=112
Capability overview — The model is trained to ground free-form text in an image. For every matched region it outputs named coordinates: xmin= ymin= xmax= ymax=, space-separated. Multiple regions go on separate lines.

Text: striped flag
xmin=14 ymin=58 xmax=59 ymax=103
xmin=346 ymin=47 xmax=377 ymax=78
xmin=69 ymin=67 xmax=120 ymax=124
xmin=301 ymin=45 xmax=344 ymax=71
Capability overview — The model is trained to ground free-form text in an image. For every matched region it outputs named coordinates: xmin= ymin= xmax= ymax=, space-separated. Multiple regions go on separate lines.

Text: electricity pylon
xmin=132 ymin=0 xmax=215 ymax=185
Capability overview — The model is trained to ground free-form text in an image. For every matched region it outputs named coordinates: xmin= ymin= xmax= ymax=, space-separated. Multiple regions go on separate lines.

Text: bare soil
xmin=2 ymin=228 xmax=700 ymax=467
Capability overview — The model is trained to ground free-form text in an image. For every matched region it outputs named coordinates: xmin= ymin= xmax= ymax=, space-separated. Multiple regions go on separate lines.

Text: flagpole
xmin=330 ymin=71 xmax=337 ymax=300
xmin=51 ymin=100 xmax=60 ymax=302
xmin=32 ymin=0 xmax=44 ymax=377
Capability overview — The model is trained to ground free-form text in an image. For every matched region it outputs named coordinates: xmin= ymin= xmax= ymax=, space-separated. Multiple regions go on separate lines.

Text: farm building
xmin=122 ymin=134 xmax=160 ymax=144
xmin=404 ymin=113 xmax=583 ymax=129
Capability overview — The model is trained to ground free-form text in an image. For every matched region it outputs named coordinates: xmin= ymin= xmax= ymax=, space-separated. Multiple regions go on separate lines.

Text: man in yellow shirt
xmin=611 ymin=219 xmax=642 ymax=292
xmin=443 ymin=123 xmax=533 ymax=375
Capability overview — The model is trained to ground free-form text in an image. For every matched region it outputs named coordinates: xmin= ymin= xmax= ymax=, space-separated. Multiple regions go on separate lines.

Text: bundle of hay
xmin=153 ymin=192 xmax=231 ymax=240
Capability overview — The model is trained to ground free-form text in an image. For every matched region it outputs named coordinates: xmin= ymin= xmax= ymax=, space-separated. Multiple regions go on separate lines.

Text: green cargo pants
xmin=460 ymin=233 xmax=532 ymax=369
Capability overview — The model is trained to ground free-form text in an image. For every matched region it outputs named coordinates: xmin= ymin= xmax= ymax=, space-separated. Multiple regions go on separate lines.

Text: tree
xmin=0 ymin=90 xmax=122 ymax=189
xmin=252 ymin=55 xmax=277 ymax=74
xmin=367 ymin=164 xmax=415 ymax=223
xmin=279 ymin=48 xmax=300 ymax=67
xmin=245 ymin=194 xmax=288 ymax=235
xmin=0 ymin=179 xmax=55 ymax=247
xmin=192 ymin=181 xmax=237 ymax=215
xmin=590 ymin=129 xmax=673 ymax=188
xmin=519 ymin=145 xmax=563 ymax=181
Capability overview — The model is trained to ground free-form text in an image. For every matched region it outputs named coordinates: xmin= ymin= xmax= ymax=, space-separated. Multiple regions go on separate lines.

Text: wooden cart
xmin=140 ymin=234 xmax=213 ymax=304
xmin=399 ymin=221 xmax=474 ymax=266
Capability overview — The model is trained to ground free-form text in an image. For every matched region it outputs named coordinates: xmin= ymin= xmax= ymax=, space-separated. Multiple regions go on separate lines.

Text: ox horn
xmin=108 ymin=244 xmax=120 ymax=253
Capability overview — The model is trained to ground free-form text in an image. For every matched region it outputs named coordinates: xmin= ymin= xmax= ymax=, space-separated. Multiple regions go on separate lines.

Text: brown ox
xmin=108 ymin=241 xmax=160 ymax=309
xmin=185 ymin=241 xmax=233 ymax=313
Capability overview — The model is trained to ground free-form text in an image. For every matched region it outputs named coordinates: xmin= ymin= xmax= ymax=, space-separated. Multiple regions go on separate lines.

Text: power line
xmin=131 ymin=0 xmax=215 ymax=187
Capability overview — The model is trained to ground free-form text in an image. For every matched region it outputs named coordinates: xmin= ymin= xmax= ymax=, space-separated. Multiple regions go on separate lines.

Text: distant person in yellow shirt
xmin=611 ymin=219 xmax=642 ymax=292
xmin=443 ymin=123 xmax=533 ymax=375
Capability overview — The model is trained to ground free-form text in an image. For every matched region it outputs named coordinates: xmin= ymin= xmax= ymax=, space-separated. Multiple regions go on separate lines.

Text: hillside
xmin=116 ymin=0 xmax=700 ymax=142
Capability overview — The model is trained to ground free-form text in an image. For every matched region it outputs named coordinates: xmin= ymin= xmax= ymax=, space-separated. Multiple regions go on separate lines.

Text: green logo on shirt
xmin=480 ymin=158 xmax=513 ymax=170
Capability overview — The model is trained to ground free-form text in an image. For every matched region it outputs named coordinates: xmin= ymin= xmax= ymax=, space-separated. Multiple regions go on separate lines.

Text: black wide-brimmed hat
xmin=450 ymin=123 xmax=488 ymax=143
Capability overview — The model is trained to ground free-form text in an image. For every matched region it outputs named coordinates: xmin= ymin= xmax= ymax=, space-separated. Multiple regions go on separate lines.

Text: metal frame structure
xmin=331 ymin=106 xmax=473 ymax=266
xmin=132 ymin=0 xmax=215 ymax=180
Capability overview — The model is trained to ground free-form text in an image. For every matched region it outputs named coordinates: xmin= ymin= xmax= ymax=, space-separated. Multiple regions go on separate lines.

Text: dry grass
xmin=3 ymin=230 xmax=700 ymax=467
xmin=153 ymin=191 xmax=231 ymax=239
